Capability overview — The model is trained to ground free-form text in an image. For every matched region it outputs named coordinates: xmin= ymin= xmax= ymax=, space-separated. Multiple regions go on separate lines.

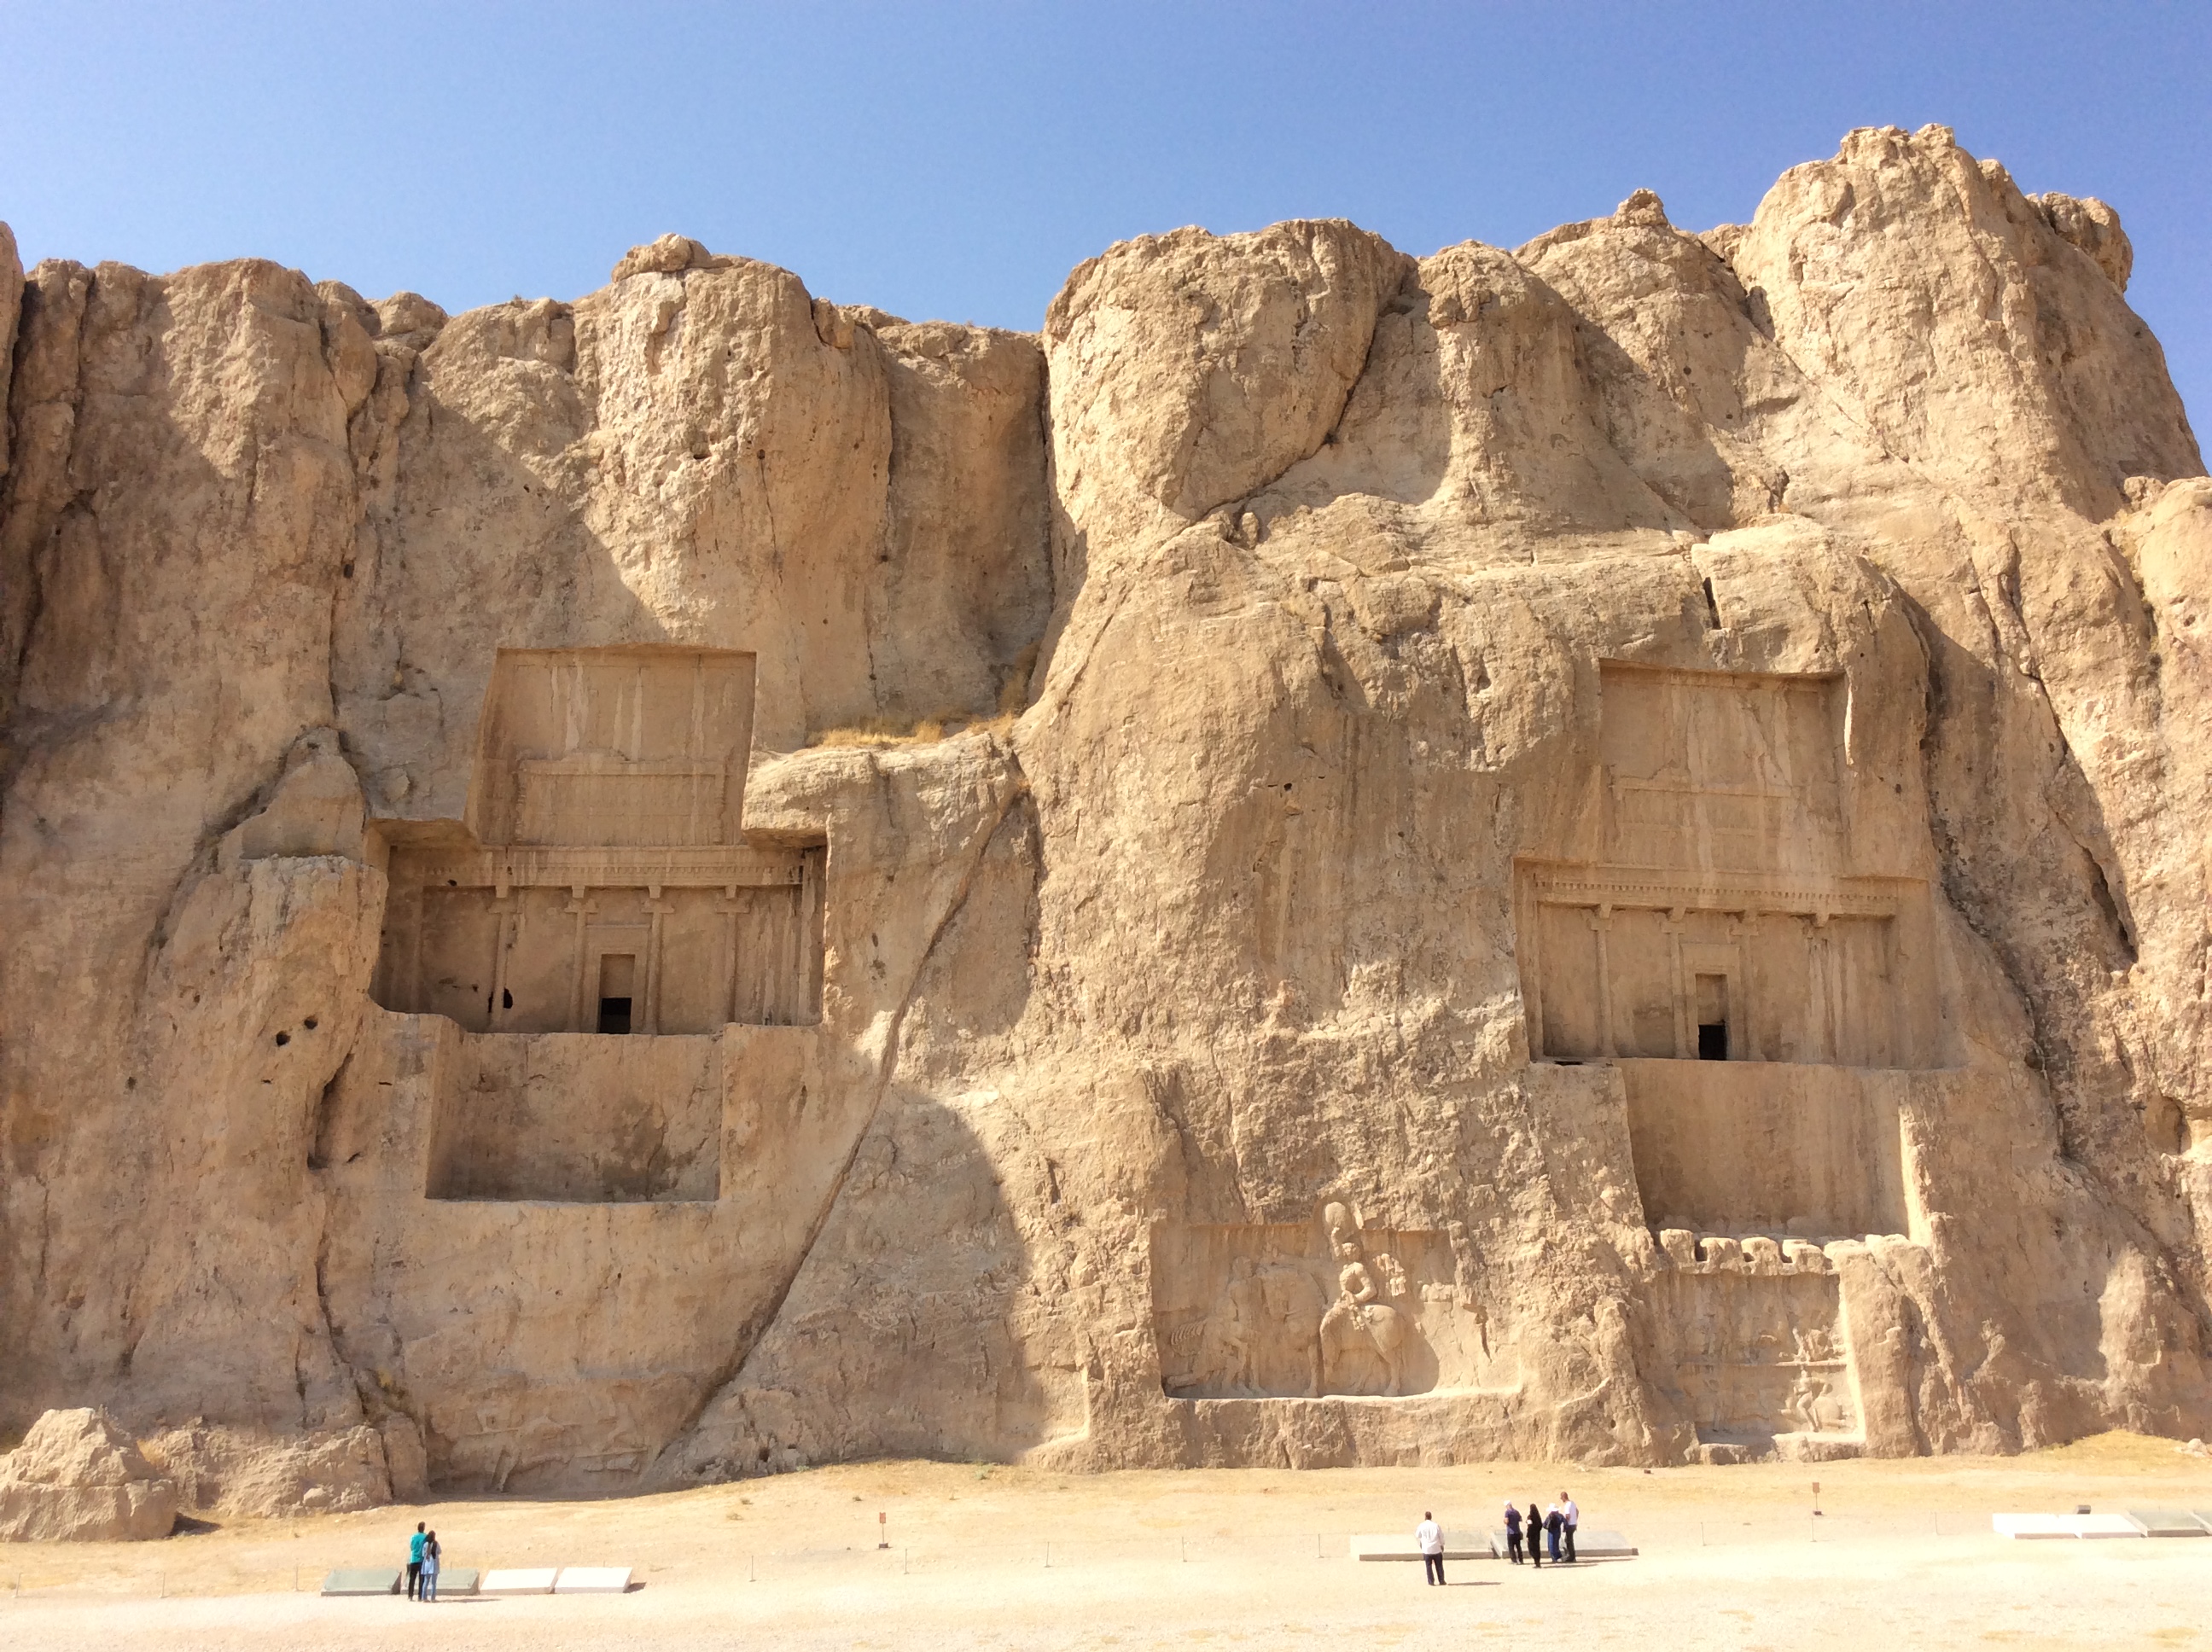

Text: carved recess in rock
xmin=1522 ymin=665 xmax=1936 ymax=1068
xmin=1518 ymin=663 xmax=1932 ymax=1246
xmin=375 ymin=648 xmax=824 ymax=1044
xmin=1650 ymin=1236 xmax=1862 ymax=1462
xmin=371 ymin=647 xmax=823 ymax=1207
xmin=1151 ymin=1202 xmax=1507 ymax=1400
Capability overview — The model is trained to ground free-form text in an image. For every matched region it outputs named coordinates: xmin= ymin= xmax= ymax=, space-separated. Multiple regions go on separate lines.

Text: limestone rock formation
xmin=2 ymin=124 xmax=2209 ymax=1498
xmin=0 ymin=1409 xmax=178 ymax=1541
xmin=141 ymin=1419 xmax=398 ymax=1517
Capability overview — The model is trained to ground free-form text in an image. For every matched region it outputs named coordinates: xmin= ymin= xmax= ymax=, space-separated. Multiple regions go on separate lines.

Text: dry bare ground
xmin=6 ymin=1434 xmax=2211 ymax=1649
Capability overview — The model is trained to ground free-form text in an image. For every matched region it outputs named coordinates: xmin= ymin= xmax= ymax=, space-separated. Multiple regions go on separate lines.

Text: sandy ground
xmin=6 ymin=1434 xmax=2212 ymax=1649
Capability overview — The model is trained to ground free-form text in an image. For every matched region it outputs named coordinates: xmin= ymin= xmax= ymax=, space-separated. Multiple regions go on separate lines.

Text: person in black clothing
xmin=1526 ymin=1503 xmax=1543 ymax=1568
xmin=1503 ymin=1501 xmax=1523 ymax=1563
xmin=1545 ymin=1502 xmax=1565 ymax=1562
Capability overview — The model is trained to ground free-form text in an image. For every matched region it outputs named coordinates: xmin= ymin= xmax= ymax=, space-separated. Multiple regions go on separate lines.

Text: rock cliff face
xmin=3 ymin=125 xmax=2208 ymax=1499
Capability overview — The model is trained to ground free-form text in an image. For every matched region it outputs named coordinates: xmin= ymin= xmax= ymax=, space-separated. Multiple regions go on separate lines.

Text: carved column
xmin=1731 ymin=908 xmax=1762 ymax=1062
xmin=488 ymin=882 xmax=518 ymax=1031
xmin=643 ymin=883 xmax=672 ymax=1035
xmin=1662 ymin=905 xmax=1690 ymax=1058
xmin=1585 ymin=904 xmax=1616 ymax=1058
xmin=1810 ymin=906 xmax=1835 ymax=1063
xmin=716 ymin=885 xmax=744 ymax=1025
xmin=565 ymin=885 xmax=594 ymax=1032
xmin=1882 ymin=914 xmax=1905 ymax=1067
xmin=1522 ymin=886 xmax=1547 ymax=1060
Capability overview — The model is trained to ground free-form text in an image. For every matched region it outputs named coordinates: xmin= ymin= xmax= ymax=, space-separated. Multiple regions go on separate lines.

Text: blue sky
xmin=3 ymin=2 xmax=2208 ymax=429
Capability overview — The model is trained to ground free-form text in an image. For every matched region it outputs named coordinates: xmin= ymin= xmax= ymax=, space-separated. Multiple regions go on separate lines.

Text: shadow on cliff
xmin=644 ymin=786 xmax=1075 ymax=1482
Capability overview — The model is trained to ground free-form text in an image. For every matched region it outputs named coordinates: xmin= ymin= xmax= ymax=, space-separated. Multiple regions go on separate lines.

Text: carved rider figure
xmin=1318 ymin=1201 xmax=1412 ymax=1396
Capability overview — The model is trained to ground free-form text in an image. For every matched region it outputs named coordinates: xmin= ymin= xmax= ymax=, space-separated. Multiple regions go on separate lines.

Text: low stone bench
xmin=321 ymin=1565 xmax=480 ymax=1596
xmin=1994 ymin=1513 xmax=2143 ymax=1538
xmin=2128 ymin=1510 xmax=2212 ymax=1537
xmin=1487 ymin=1529 xmax=1638 ymax=1558
xmin=1349 ymin=1533 xmax=1490 ymax=1562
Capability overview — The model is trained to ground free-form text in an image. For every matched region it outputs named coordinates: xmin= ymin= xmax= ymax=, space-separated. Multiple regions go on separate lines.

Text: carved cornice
xmin=1517 ymin=859 xmax=1918 ymax=919
xmin=397 ymin=844 xmax=806 ymax=890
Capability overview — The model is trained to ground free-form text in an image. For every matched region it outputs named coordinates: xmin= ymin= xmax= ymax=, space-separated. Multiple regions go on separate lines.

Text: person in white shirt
xmin=1560 ymin=1492 xmax=1580 ymax=1562
xmin=1415 ymin=1511 xmax=1444 ymax=1585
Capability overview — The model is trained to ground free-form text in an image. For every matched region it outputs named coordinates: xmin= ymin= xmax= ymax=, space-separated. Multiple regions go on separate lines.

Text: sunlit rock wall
xmin=3 ymin=127 xmax=2209 ymax=1500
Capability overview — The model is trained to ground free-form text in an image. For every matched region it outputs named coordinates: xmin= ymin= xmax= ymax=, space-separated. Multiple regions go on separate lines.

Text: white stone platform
xmin=1350 ymin=1533 xmax=1489 ymax=1561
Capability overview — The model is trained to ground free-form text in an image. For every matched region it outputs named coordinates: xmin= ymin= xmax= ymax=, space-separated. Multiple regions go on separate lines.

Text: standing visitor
xmin=1503 ymin=1500 xmax=1523 ymax=1563
xmin=1526 ymin=1503 xmax=1544 ymax=1568
xmin=1561 ymin=1490 xmax=1579 ymax=1562
xmin=405 ymin=1521 xmax=426 ymax=1600
xmin=1544 ymin=1499 xmax=1565 ymax=1562
xmin=1416 ymin=1510 xmax=1445 ymax=1585
xmin=420 ymin=1529 xmax=441 ymax=1603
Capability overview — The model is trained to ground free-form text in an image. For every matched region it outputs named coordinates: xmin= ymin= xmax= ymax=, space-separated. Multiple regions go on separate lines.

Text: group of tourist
xmin=405 ymin=1521 xmax=444 ymax=1601
xmin=1413 ymin=1492 xmax=1580 ymax=1583
xmin=1500 ymin=1492 xmax=1579 ymax=1566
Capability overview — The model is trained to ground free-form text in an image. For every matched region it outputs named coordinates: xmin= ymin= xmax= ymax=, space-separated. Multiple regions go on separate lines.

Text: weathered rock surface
xmin=0 ymin=1409 xmax=178 ymax=1540
xmin=141 ymin=1420 xmax=395 ymax=1517
xmin=2 ymin=125 xmax=2208 ymax=1499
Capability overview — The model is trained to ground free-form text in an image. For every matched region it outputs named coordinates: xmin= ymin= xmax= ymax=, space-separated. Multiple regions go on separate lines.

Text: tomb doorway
xmin=1696 ymin=974 xmax=1729 ymax=1061
xmin=597 ymin=953 xmax=636 ymax=1035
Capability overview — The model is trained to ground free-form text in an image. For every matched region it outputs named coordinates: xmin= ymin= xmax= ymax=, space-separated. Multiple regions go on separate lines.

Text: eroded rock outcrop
xmin=3 ymin=124 xmax=2208 ymax=1497
xmin=0 ymin=1409 xmax=178 ymax=1540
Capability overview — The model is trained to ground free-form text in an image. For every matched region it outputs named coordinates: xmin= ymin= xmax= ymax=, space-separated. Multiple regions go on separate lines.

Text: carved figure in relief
xmin=1785 ymin=1364 xmax=1827 ymax=1435
xmin=1790 ymin=1326 xmax=1838 ymax=1365
xmin=1318 ymin=1202 xmax=1412 ymax=1396
xmin=1447 ymin=1219 xmax=1491 ymax=1357
xmin=1253 ymin=1261 xmax=1329 ymax=1396
xmin=1211 ymin=1258 xmax=1261 ymax=1394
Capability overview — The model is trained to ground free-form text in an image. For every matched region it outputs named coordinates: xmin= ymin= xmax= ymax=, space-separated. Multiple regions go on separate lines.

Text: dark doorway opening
xmin=1694 ymin=974 xmax=1728 ymax=1061
xmin=597 ymin=953 xmax=637 ymax=1035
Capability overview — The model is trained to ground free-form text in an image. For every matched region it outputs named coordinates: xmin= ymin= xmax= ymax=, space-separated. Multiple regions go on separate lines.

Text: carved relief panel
xmin=1650 ymin=1237 xmax=1860 ymax=1452
xmin=1150 ymin=1204 xmax=1510 ymax=1400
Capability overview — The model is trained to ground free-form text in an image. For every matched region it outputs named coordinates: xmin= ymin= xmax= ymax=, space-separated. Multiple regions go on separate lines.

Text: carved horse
xmin=1318 ymin=1259 xmax=1412 ymax=1396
